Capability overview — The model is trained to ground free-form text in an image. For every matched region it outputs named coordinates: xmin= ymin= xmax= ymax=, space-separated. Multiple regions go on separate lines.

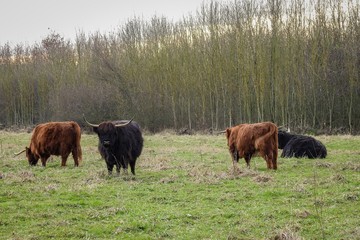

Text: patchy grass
xmin=0 ymin=132 xmax=359 ymax=239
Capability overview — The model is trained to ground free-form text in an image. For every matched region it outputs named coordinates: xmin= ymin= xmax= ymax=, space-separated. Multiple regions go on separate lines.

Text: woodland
xmin=0 ymin=0 xmax=359 ymax=133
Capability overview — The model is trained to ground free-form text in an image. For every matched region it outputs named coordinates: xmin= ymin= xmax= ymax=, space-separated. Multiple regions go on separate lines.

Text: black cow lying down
xmin=278 ymin=130 xmax=327 ymax=158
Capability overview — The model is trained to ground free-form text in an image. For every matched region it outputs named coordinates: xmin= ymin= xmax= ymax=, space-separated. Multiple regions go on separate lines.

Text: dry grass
xmin=272 ymin=225 xmax=303 ymax=240
xmin=188 ymin=165 xmax=230 ymax=183
xmin=139 ymin=156 xmax=172 ymax=171
xmin=342 ymin=161 xmax=360 ymax=171
xmin=3 ymin=170 xmax=36 ymax=183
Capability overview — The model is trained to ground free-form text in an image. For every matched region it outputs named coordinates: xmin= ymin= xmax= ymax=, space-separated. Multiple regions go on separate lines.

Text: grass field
xmin=0 ymin=131 xmax=359 ymax=239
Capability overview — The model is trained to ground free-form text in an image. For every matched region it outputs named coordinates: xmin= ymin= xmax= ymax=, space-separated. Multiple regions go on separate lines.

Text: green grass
xmin=0 ymin=132 xmax=359 ymax=239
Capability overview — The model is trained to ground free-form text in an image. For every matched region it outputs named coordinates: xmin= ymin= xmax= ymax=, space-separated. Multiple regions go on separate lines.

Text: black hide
xmin=278 ymin=130 xmax=327 ymax=159
xmin=94 ymin=120 xmax=143 ymax=175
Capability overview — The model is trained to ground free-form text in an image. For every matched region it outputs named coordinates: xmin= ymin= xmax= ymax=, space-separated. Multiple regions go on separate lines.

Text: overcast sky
xmin=0 ymin=0 xmax=212 ymax=46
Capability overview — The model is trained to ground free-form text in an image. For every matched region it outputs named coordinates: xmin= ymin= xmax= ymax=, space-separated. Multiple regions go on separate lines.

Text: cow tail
xmin=77 ymin=129 xmax=83 ymax=164
xmin=257 ymin=124 xmax=277 ymax=143
xmin=256 ymin=123 xmax=278 ymax=156
xmin=273 ymin=125 xmax=278 ymax=160
xmin=77 ymin=137 xmax=83 ymax=164
xmin=74 ymin=122 xmax=83 ymax=164
xmin=267 ymin=124 xmax=278 ymax=152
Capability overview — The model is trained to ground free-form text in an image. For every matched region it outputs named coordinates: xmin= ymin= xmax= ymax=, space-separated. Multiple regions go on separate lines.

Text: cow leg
xmin=129 ymin=160 xmax=136 ymax=175
xmin=267 ymin=157 xmax=272 ymax=169
xmin=41 ymin=157 xmax=47 ymax=167
xmin=267 ymin=150 xmax=278 ymax=170
xmin=271 ymin=158 xmax=277 ymax=170
xmin=107 ymin=163 xmax=114 ymax=175
xmin=40 ymin=154 xmax=50 ymax=167
xmin=231 ymin=150 xmax=239 ymax=173
xmin=72 ymin=148 xmax=79 ymax=167
xmin=61 ymin=155 xmax=69 ymax=167
xmin=119 ymin=156 xmax=127 ymax=175
xmin=264 ymin=151 xmax=276 ymax=170
xmin=244 ymin=154 xmax=251 ymax=168
xmin=271 ymin=148 xmax=278 ymax=170
xmin=110 ymin=154 xmax=121 ymax=176
xmin=259 ymin=151 xmax=270 ymax=169
xmin=266 ymin=155 xmax=272 ymax=169
xmin=115 ymin=163 xmax=121 ymax=176
xmin=122 ymin=156 xmax=129 ymax=175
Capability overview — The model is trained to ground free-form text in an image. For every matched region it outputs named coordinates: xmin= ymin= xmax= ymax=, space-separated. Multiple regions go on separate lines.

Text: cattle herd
xmin=15 ymin=118 xmax=327 ymax=174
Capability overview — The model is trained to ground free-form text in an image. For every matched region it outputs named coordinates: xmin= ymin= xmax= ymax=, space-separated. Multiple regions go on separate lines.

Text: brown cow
xmin=225 ymin=122 xmax=278 ymax=171
xmin=17 ymin=121 xmax=82 ymax=167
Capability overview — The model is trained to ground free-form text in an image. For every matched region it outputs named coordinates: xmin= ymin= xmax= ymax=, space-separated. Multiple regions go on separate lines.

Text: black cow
xmin=278 ymin=130 xmax=327 ymax=158
xmin=84 ymin=116 xmax=143 ymax=175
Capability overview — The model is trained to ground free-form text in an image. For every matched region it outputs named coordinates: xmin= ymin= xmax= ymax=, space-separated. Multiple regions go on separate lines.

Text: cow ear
xmin=93 ymin=127 xmax=98 ymax=133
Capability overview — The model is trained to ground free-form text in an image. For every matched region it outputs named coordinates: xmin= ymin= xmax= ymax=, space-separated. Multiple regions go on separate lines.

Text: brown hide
xmin=226 ymin=122 xmax=278 ymax=170
xmin=26 ymin=121 xmax=82 ymax=167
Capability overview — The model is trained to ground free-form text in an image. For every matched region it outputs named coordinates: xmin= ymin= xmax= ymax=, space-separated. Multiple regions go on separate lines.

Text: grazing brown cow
xmin=16 ymin=121 xmax=82 ymax=167
xmin=225 ymin=122 xmax=278 ymax=171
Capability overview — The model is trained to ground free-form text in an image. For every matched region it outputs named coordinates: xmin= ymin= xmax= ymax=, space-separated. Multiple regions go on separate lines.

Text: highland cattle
xmin=225 ymin=122 xmax=278 ymax=171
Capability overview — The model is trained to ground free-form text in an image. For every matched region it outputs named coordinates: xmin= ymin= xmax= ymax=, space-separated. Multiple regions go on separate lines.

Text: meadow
xmin=0 ymin=131 xmax=359 ymax=239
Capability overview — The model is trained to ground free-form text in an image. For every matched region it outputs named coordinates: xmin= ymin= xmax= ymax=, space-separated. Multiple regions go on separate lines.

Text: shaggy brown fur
xmin=226 ymin=122 xmax=278 ymax=171
xmin=25 ymin=121 xmax=82 ymax=167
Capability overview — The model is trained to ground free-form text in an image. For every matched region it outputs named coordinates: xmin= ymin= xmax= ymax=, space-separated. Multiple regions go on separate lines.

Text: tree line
xmin=1 ymin=0 xmax=360 ymax=133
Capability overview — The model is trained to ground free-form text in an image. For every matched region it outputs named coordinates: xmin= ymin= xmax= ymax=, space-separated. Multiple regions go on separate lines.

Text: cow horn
xmin=214 ymin=130 xmax=227 ymax=135
xmin=114 ymin=117 xmax=134 ymax=127
xmin=278 ymin=126 xmax=290 ymax=132
xmin=83 ymin=114 xmax=99 ymax=128
xmin=14 ymin=148 xmax=26 ymax=156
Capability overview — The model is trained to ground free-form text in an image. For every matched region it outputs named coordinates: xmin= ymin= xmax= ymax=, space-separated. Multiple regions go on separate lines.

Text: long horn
xmin=214 ymin=130 xmax=226 ymax=135
xmin=83 ymin=114 xmax=99 ymax=128
xmin=14 ymin=148 xmax=26 ymax=156
xmin=114 ymin=117 xmax=134 ymax=127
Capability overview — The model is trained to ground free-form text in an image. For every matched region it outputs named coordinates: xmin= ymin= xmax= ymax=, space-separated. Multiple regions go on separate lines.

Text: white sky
xmin=0 ymin=0 xmax=213 ymax=46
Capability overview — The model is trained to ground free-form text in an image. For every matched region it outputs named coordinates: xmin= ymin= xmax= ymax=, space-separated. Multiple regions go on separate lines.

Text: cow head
xmin=14 ymin=148 xmax=38 ymax=165
xmin=278 ymin=130 xmax=294 ymax=149
xmin=225 ymin=128 xmax=236 ymax=147
xmin=25 ymin=147 xmax=39 ymax=165
xmin=83 ymin=116 xmax=132 ymax=149
xmin=94 ymin=122 xmax=118 ymax=149
xmin=225 ymin=128 xmax=232 ymax=142
xmin=225 ymin=127 xmax=237 ymax=154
